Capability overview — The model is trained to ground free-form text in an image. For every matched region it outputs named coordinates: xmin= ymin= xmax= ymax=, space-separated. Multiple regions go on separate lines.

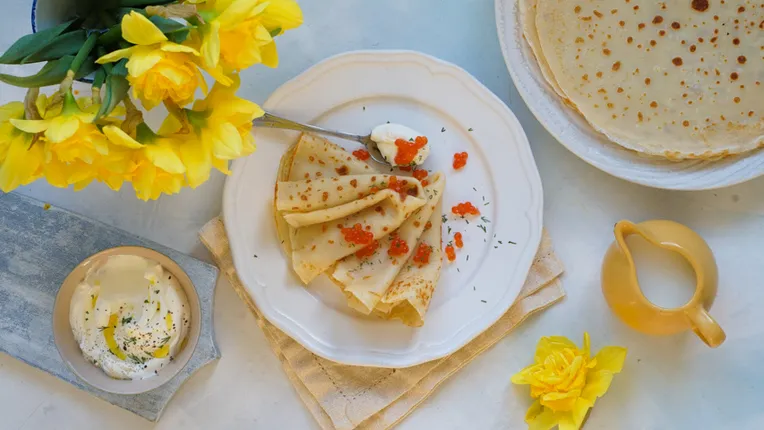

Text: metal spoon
xmin=252 ymin=112 xmax=390 ymax=166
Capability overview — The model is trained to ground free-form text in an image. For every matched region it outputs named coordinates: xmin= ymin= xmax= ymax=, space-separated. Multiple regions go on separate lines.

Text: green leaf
xmin=167 ymin=29 xmax=190 ymax=44
xmin=21 ymin=30 xmax=88 ymax=64
xmin=96 ymin=73 xmax=129 ymax=119
xmin=118 ymin=0 xmax=174 ymax=6
xmin=111 ymin=59 xmax=128 ymax=77
xmin=98 ymin=25 xmax=123 ymax=46
xmin=269 ymin=27 xmax=282 ymax=37
xmin=149 ymin=16 xmax=187 ymax=34
xmin=0 ymin=19 xmax=77 ymax=64
xmin=0 ymin=56 xmax=75 ymax=87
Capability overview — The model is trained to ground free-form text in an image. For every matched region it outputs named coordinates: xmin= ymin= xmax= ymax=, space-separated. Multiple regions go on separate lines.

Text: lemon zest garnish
xmin=103 ymin=314 xmax=126 ymax=360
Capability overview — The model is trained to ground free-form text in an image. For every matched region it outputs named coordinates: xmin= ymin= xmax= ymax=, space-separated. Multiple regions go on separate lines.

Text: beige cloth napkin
xmin=200 ymin=217 xmax=565 ymax=430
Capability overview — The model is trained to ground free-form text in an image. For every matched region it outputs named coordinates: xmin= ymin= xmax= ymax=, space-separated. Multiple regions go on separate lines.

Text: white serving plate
xmin=223 ymin=50 xmax=543 ymax=367
xmin=495 ymin=0 xmax=764 ymax=190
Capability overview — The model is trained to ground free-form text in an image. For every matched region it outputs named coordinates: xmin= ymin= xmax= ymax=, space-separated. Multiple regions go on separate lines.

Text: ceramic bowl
xmin=52 ymin=247 xmax=202 ymax=395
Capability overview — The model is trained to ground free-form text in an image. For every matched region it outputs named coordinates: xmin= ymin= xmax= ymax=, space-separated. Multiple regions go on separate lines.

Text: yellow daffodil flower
xmin=10 ymin=91 xmax=107 ymax=165
xmin=192 ymin=0 xmax=303 ymax=75
xmin=97 ymin=11 xmax=206 ymax=110
xmin=161 ymin=76 xmax=262 ymax=188
xmin=103 ymin=124 xmax=186 ymax=201
xmin=511 ymin=333 xmax=627 ymax=430
xmin=0 ymin=102 xmax=44 ymax=192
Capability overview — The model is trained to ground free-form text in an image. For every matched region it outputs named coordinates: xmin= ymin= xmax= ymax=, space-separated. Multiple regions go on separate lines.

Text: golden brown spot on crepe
xmin=634 ymin=5 xmax=640 ymax=10
xmin=672 ymin=57 xmax=683 ymax=66
xmin=611 ymin=9 xmax=618 ymax=14
xmin=350 ymin=179 xmax=358 ymax=188
xmin=619 ymin=20 xmax=625 ymax=26
xmin=731 ymin=72 xmax=739 ymax=80
xmin=734 ymin=97 xmax=741 ymax=103
xmin=698 ymin=37 xmax=704 ymax=43
xmin=691 ymin=0 xmax=709 ymax=12
xmin=645 ymin=77 xmax=651 ymax=85
xmin=607 ymin=102 xmax=614 ymax=109
xmin=653 ymin=16 xmax=664 ymax=24
xmin=594 ymin=10 xmax=603 ymax=17
xmin=733 ymin=38 xmax=740 ymax=45
xmin=603 ymin=48 xmax=611 ymax=55
xmin=304 ymin=173 xmax=310 ymax=179
xmin=596 ymin=71 xmax=603 ymax=78
xmin=710 ymin=36 xmax=718 ymax=43
xmin=672 ymin=21 xmax=681 ymax=29
xmin=650 ymin=40 xmax=657 ymax=46
xmin=322 ymin=192 xmax=329 ymax=202
xmin=318 ymin=160 xmax=325 ymax=165
xmin=690 ymin=45 xmax=697 ymax=52
xmin=738 ymin=55 xmax=747 ymax=64
xmin=581 ymin=16 xmax=592 ymax=21
xmin=315 ymin=172 xmax=323 ymax=177
xmin=574 ymin=5 xmax=581 ymax=13
xmin=638 ymin=23 xmax=646 ymax=29
xmin=739 ymin=6 xmax=746 ymax=12
xmin=617 ymin=87 xmax=624 ymax=93
xmin=335 ymin=165 xmax=349 ymax=176
xmin=612 ymin=61 xmax=622 ymax=71
xmin=659 ymin=30 xmax=667 ymax=36
xmin=576 ymin=37 xmax=585 ymax=43
xmin=300 ymin=195 xmax=308 ymax=201
xmin=582 ymin=73 xmax=589 ymax=81
xmin=638 ymin=112 xmax=644 ymax=122
xmin=627 ymin=36 xmax=634 ymax=43
xmin=650 ymin=101 xmax=658 ymax=108
xmin=749 ymin=111 xmax=755 ymax=117
xmin=683 ymin=120 xmax=690 ymax=127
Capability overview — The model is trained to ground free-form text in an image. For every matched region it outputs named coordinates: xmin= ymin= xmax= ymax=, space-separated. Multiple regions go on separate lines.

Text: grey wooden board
xmin=0 ymin=192 xmax=220 ymax=422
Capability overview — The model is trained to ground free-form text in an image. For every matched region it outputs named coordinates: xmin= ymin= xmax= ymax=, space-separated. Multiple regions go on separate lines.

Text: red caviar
xmin=421 ymin=179 xmax=429 ymax=187
xmin=394 ymin=136 xmax=428 ymax=165
xmin=454 ymin=232 xmax=464 ymax=248
xmin=387 ymin=176 xmax=411 ymax=199
xmin=388 ymin=236 xmax=410 ymax=257
xmin=453 ymin=152 xmax=468 ymax=169
xmin=413 ymin=169 xmax=428 ymax=181
xmin=399 ymin=166 xmax=412 ymax=172
xmin=445 ymin=244 xmax=456 ymax=262
xmin=352 ymin=149 xmax=370 ymax=161
xmin=413 ymin=243 xmax=432 ymax=265
xmin=355 ymin=240 xmax=379 ymax=259
xmin=452 ymin=202 xmax=480 ymax=217
xmin=341 ymin=223 xmax=374 ymax=245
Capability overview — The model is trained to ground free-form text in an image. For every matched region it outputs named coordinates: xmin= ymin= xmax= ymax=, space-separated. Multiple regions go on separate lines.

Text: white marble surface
xmin=1 ymin=0 xmax=762 ymax=429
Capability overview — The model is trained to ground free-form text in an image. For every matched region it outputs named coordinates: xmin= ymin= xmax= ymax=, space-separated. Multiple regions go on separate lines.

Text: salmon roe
xmin=445 ymin=244 xmax=456 ymax=262
xmin=352 ymin=149 xmax=370 ymax=161
xmin=341 ymin=223 xmax=374 ymax=245
xmin=388 ymin=236 xmax=410 ymax=257
xmin=453 ymin=152 xmax=468 ymax=169
xmin=413 ymin=169 xmax=428 ymax=181
xmin=413 ymin=243 xmax=432 ymax=266
xmin=394 ymin=136 xmax=428 ymax=165
xmin=388 ymin=176 xmax=416 ymax=199
xmin=399 ymin=166 xmax=412 ymax=172
xmin=452 ymin=202 xmax=480 ymax=217
xmin=355 ymin=240 xmax=379 ymax=259
xmin=454 ymin=232 xmax=464 ymax=248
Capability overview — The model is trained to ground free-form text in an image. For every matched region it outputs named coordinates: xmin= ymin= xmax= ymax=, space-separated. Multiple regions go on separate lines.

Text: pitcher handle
xmin=685 ymin=306 xmax=726 ymax=348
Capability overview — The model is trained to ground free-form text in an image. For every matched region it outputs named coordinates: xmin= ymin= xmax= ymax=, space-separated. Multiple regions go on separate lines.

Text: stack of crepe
xmin=274 ymin=134 xmax=445 ymax=327
xmin=521 ymin=0 xmax=764 ymax=160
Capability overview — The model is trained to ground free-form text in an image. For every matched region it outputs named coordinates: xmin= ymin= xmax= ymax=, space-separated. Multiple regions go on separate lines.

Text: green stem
xmin=136 ymin=122 xmax=158 ymax=143
xmin=92 ymin=68 xmax=106 ymax=89
xmin=69 ymin=33 xmax=98 ymax=75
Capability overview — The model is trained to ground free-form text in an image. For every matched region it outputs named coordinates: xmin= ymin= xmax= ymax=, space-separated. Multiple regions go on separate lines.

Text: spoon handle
xmin=253 ymin=112 xmax=367 ymax=144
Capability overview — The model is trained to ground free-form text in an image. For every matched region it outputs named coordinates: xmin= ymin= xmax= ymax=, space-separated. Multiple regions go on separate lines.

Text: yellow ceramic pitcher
xmin=601 ymin=220 xmax=726 ymax=348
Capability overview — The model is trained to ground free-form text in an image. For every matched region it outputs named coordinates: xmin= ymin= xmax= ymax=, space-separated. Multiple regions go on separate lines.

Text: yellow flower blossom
xmin=103 ymin=124 xmax=186 ymax=201
xmin=163 ymin=76 xmax=262 ymax=188
xmin=192 ymin=0 xmax=303 ymax=74
xmin=0 ymin=102 xmax=44 ymax=192
xmin=10 ymin=91 xmax=108 ymax=165
xmin=96 ymin=11 xmax=206 ymax=110
xmin=511 ymin=333 xmax=627 ymax=430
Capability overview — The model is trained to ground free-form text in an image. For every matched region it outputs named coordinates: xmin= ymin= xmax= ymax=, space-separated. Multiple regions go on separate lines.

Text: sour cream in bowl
xmin=370 ymin=123 xmax=431 ymax=167
xmin=53 ymin=247 xmax=201 ymax=395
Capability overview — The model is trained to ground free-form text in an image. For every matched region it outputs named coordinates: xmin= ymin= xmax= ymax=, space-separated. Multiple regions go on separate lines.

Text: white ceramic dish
xmin=495 ymin=0 xmax=764 ymax=190
xmin=224 ymin=50 xmax=543 ymax=368
xmin=53 ymin=247 xmax=202 ymax=395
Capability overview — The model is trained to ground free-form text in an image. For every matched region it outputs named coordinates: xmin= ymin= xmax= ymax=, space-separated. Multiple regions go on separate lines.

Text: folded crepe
xmin=373 ymin=195 xmax=444 ymax=327
xmin=275 ymin=134 xmax=379 ymax=256
xmin=328 ymin=173 xmax=445 ymax=315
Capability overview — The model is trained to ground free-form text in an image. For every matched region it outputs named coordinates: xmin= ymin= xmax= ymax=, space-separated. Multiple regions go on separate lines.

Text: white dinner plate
xmin=495 ymin=0 xmax=764 ymax=190
xmin=223 ymin=50 xmax=543 ymax=367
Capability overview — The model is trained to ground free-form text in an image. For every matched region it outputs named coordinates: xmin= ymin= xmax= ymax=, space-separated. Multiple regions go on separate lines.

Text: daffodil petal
xmin=103 ymin=126 xmax=144 ymax=149
xmin=218 ymin=0 xmax=261 ymax=27
xmin=133 ymin=162 xmax=156 ymax=201
xmin=211 ymin=122 xmax=243 ymax=159
xmin=0 ymin=102 xmax=24 ymax=122
xmin=127 ymin=48 xmax=163 ymax=77
xmin=194 ymin=66 xmax=209 ymax=96
xmin=145 ymin=143 xmax=186 ymax=174
xmin=10 ymin=118 xmax=49 ymax=134
xmin=526 ymin=402 xmax=560 ymax=430
xmin=122 ymin=11 xmax=167 ymax=45
xmin=261 ymin=0 xmax=304 ymax=31
xmin=260 ymin=40 xmax=279 ymax=68
xmin=179 ymin=139 xmax=211 ymax=188
xmin=581 ymin=370 xmax=614 ymax=403
xmin=0 ymin=135 xmax=40 ymax=192
xmin=212 ymin=156 xmax=231 ymax=174
xmin=535 ymin=336 xmax=578 ymax=362
xmin=592 ymin=346 xmax=627 ymax=374
xmin=201 ymin=21 xmax=221 ymax=69
xmin=158 ymin=115 xmax=183 ymax=135
xmin=540 ymin=389 xmax=580 ymax=412
xmin=160 ymin=41 xmax=199 ymax=55
xmin=570 ymin=397 xmax=593 ymax=429
xmin=96 ymin=47 xmax=136 ymax=64
xmin=45 ymin=116 xmax=80 ymax=143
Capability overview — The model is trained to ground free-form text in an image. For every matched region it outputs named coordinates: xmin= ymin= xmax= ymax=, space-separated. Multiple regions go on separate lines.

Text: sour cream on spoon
xmin=369 ymin=123 xmax=431 ymax=167
xmin=69 ymin=255 xmax=190 ymax=380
